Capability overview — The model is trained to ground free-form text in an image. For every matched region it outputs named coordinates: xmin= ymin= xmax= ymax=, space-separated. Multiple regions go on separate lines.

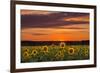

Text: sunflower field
xmin=21 ymin=42 xmax=89 ymax=63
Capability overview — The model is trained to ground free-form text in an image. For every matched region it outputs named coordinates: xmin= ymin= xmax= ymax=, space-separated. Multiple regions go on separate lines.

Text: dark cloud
xmin=53 ymin=27 xmax=88 ymax=29
xmin=22 ymin=32 xmax=48 ymax=35
xmin=21 ymin=12 xmax=89 ymax=29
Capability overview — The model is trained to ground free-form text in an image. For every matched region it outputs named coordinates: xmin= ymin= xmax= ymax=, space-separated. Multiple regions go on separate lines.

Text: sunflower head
xmin=68 ymin=48 xmax=75 ymax=55
xmin=22 ymin=48 xmax=29 ymax=52
xmin=60 ymin=42 xmax=65 ymax=49
xmin=31 ymin=49 xmax=38 ymax=56
xmin=22 ymin=51 xmax=31 ymax=60
xmin=42 ymin=46 xmax=48 ymax=53
xmin=84 ymin=48 xmax=89 ymax=56
xmin=51 ymin=44 xmax=55 ymax=48
xmin=55 ymin=51 xmax=64 ymax=60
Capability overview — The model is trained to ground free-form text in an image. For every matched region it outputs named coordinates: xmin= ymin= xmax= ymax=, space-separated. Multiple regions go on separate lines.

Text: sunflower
xmin=31 ymin=49 xmax=37 ymax=56
xmin=42 ymin=46 xmax=48 ymax=53
xmin=75 ymin=47 xmax=80 ymax=53
xmin=51 ymin=44 xmax=56 ymax=49
xmin=68 ymin=48 xmax=75 ymax=55
xmin=22 ymin=51 xmax=30 ymax=60
xmin=55 ymin=51 xmax=64 ymax=60
xmin=84 ymin=48 xmax=89 ymax=56
xmin=22 ymin=48 xmax=29 ymax=52
xmin=60 ymin=42 xmax=65 ymax=49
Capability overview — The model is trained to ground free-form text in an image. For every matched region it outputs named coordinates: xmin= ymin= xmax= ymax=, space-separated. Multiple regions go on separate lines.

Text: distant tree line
xmin=21 ymin=40 xmax=89 ymax=46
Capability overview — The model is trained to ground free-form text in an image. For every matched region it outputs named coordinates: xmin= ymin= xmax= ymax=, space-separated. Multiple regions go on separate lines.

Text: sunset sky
xmin=21 ymin=10 xmax=89 ymax=41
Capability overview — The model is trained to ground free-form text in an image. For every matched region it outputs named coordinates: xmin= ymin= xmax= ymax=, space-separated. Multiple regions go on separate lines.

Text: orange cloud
xmin=63 ymin=15 xmax=89 ymax=22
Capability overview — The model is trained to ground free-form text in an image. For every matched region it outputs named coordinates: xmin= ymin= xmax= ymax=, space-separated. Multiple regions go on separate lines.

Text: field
xmin=21 ymin=42 xmax=89 ymax=63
